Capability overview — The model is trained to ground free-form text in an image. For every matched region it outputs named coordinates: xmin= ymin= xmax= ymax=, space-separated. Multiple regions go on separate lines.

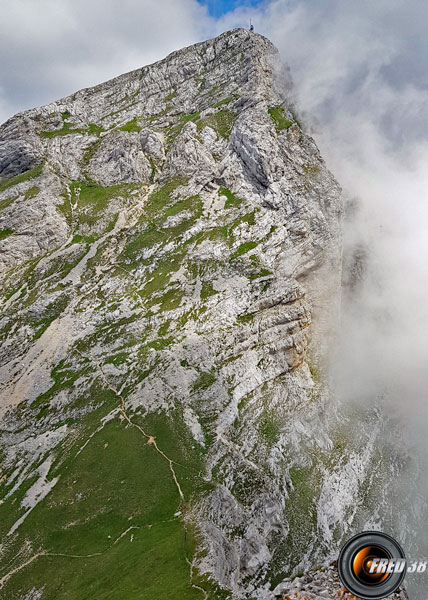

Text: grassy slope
xmin=0 ymin=165 xmax=278 ymax=598
xmin=0 ymin=87 xmax=325 ymax=599
xmin=0 ymin=401 xmax=222 ymax=599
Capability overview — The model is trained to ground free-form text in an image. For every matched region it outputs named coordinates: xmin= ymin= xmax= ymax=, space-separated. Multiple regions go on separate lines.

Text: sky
xmin=1 ymin=0 xmax=428 ymax=593
xmin=200 ymin=0 xmax=264 ymax=18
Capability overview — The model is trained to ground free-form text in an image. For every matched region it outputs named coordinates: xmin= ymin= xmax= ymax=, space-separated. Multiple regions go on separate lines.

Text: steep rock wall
xmin=0 ymin=29 xmax=409 ymax=599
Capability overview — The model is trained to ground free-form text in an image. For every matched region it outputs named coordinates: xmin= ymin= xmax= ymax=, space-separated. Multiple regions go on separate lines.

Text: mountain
xmin=0 ymin=28 xmax=409 ymax=599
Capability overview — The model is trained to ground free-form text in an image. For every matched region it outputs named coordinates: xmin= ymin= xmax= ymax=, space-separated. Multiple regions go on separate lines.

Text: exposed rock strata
xmin=0 ymin=29 xmax=411 ymax=599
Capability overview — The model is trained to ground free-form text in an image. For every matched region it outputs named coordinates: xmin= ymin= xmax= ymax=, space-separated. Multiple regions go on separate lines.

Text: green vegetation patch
xmin=268 ymin=106 xmax=293 ymax=131
xmin=147 ymin=337 xmax=176 ymax=351
xmin=157 ymin=287 xmax=184 ymax=312
xmin=138 ymin=252 xmax=183 ymax=299
xmin=0 ymin=195 xmax=18 ymax=211
xmin=164 ymin=194 xmax=201 ymax=217
xmin=119 ymin=117 xmax=142 ymax=132
xmin=32 ymin=293 xmax=70 ymax=339
xmin=248 ymin=268 xmax=273 ymax=280
xmin=219 ymin=187 xmax=242 ymax=208
xmin=164 ymin=90 xmax=178 ymax=102
xmin=230 ymin=240 xmax=259 ymax=260
xmin=212 ymin=97 xmax=236 ymax=108
xmin=24 ymin=185 xmax=40 ymax=200
xmin=303 ymin=163 xmax=320 ymax=179
xmin=57 ymin=194 xmax=72 ymax=226
xmin=197 ymin=109 xmax=236 ymax=139
xmin=247 ymin=255 xmax=273 ymax=279
xmin=0 ymin=162 xmax=44 ymax=194
xmin=24 ymin=247 xmax=88 ymax=295
xmin=309 ymin=363 xmax=321 ymax=384
xmin=121 ymin=179 xmax=197 ymax=265
xmin=31 ymin=359 xmax=88 ymax=412
xmin=70 ymin=180 xmax=138 ymax=226
xmin=166 ymin=108 xmax=235 ymax=146
xmin=200 ymin=280 xmax=218 ymax=300
xmin=123 ymin=223 xmax=167 ymax=258
xmin=81 ymin=138 xmax=102 ymax=169
xmin=71 ymin=233 xmax=98 ymax=244
xmin=186 ymin=258 xmax=221 ymax=302
xmin=231 ymin=468 xmax=268 ymax=507
xmin=190 ymin=225 xmax=230 ymax=247
xmin=162 ymin=111 xmax=201 ymax=144
xmin=122 ymin=214 xmax=198 ymax=266
xmin=87 ymin=123 xmax=105 ymax=135
xmin=188 ymin=210 xmax=256 ymax=251
xmin=180 ymin=112 xmax=200 ymax=125
xmin=193 ymin=371 xmax=216 ymax=392
xmin=0 ymin=228 xmax=14 ymax=240
xmin=258 ymin=411 xmax=281 ymax=447
xmin=4 ymin=521 xmax=207 ymax=599
xmin=41 ymin=122 xmax=84 ymax=138
xmin=232 ymin=210 xmax=256 ymax=228
xmin=143 ymin=177 xmax=188 ymax=220
xmin=236 ymin=312 xmax=255 ymax=324
xmin=41 ymin=112 xmax=105 ymax=138
xmin=0 ymin=406 xmax=220 ymax=600
xmin=266 ymin=458 xmax=325 ymax=588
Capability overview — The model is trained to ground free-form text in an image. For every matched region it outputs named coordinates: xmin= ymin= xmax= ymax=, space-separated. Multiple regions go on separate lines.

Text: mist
xmin=267 ymin=5 xmax=428 ymax=437
xmin=214 ymin=3 xmax=428 ymax=411
xmin=216 ymin=0 xmax=428 ymax=593
xmin=225 ymin=1 xmax=428 ymax=595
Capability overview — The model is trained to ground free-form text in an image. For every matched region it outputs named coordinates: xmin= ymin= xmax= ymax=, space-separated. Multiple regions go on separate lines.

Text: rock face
xmin=273 ymin=564 xmax=408 ymax=600
xmin=0 ymin=29 xmax=410 ymax=599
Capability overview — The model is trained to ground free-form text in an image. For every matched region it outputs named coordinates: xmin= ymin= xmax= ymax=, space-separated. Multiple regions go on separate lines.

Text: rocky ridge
xmin=273 ymin=564 xmax=408 ymax=599
xmin=0 ymin=28 xmax=410 ymax=599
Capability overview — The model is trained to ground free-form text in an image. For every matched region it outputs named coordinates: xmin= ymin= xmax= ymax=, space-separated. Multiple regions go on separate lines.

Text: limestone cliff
xmin=0 ymin=29 xmax=408 ymax=599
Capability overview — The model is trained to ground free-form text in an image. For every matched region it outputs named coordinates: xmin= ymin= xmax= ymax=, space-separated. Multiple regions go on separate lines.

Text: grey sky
xmin=1 ymin=0 xmax=427 ymax=145
xmin=0 ymin=0 xmax=211 ymax=123
xmin=1 ymin=0 xmax=427 ymax=151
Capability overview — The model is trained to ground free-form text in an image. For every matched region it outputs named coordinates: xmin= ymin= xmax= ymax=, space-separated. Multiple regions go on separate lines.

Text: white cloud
xmin=248 ymin=3 xmax=428 ymax=589
xmin=0 ymin=0 xmax=212 ymax=121
xmin=218 ymin=2 xmax=428 ymax=587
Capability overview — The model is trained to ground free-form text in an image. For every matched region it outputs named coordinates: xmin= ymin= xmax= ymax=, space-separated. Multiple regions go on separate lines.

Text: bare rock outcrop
xmin=0 ymin=28 xmax=411 ymax=600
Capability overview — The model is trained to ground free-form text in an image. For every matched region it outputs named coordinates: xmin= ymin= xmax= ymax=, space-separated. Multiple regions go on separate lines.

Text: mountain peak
xmin=0 ymin=28 xmax=290 ymax=183
xmin=0 ymin=27 xmax=369 ymax=600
